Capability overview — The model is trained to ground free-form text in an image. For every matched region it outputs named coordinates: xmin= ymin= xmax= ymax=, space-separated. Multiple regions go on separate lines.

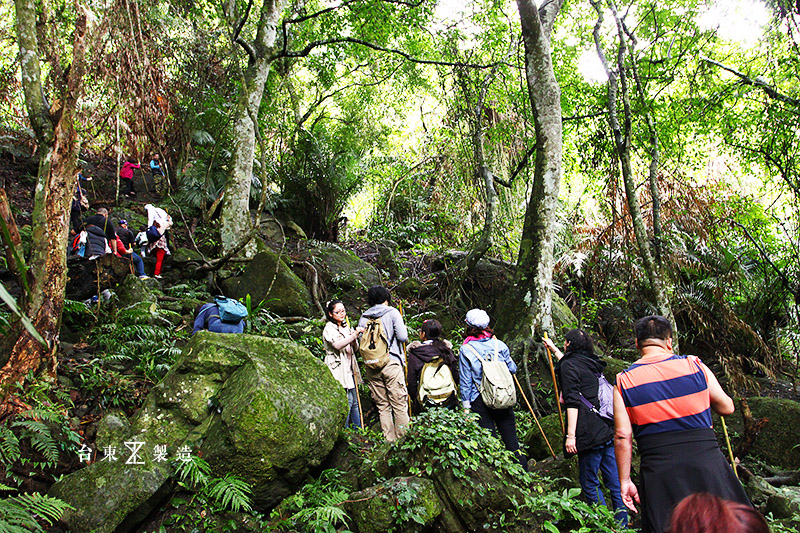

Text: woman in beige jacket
xmin=322 ymin=299 xmax=365 ymax=428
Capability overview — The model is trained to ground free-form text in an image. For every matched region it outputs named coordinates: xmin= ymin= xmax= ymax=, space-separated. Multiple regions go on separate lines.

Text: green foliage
xmin=0 ymin=486 xmax=74 ymax=533
xmin=162 ymin=455 xmax=256 ymax=531
xmin=390 ymin=407 xmax=526 ymax=484
xmin=278 ymin=128 xmax=364 ymax=242
xmin=524 ymin=487 xmax=624 ymax=533
xmin=268 ymin=469 xmax=350 ymax=532
xmin=0 ymin=376 xmax=81 ymax=488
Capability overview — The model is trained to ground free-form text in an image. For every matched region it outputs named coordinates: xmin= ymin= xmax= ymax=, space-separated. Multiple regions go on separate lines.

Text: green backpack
xmin=359 ymin=317 xmax=391 ymax=370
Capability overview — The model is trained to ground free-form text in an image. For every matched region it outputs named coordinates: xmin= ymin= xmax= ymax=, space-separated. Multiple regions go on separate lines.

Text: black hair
xmin=564 ymin=329 xmax=594 ymax=356
xmin=635 ymin=315 xmax=673 ymax=343
xmin=420 ymin=319 xmax=442 ymax=340
xmin=194 ymin=303 xmax=206 ymax=320
xmin=367 ymin=286 xmax=391 ymax=307
xmin=325 ymin=299 xmax=345 ymax=324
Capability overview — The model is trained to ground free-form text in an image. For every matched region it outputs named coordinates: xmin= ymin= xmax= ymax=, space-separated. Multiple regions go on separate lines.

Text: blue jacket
xmin=458 ymin=337 xmax=516 ymax=409
xmin=193 ymin=303 xmax=244 ymax=335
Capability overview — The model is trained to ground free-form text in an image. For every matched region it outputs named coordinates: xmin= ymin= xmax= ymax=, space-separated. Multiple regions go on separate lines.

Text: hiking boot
xmin=154 ymin=274 xmax=162 ymax=279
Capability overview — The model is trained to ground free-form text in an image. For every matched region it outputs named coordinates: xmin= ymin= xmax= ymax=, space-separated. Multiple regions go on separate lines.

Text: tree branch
xmin=701 ymin=56 xmax=800 ymax=108
xmin=270 ymin=37 xmax=496 ymax=69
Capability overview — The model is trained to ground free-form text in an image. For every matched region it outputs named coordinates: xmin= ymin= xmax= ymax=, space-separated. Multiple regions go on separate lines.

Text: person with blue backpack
xmin=544 ymin=329 xmax=627 ymax=527
xmin=192 ymin=296 xmax=248 ymax=335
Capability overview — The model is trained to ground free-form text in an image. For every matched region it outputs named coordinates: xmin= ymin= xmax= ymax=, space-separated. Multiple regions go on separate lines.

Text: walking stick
xmin=347 ymin=315 xmax=365 ymax=431
xmin=514 ymin=374 xmax=556 ymax=459
xmin=139 ymin=165 xmax=151 ymax=195
xmin=720 ymin=416 xmax=739 ymax=479
xmin=543 ymin=331 xmax=565 ymax=434
xmin=398 ymin=302 xmax=412 ymax=416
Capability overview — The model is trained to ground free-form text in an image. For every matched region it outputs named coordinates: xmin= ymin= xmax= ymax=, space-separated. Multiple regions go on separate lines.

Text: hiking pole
xmin=347 ymin=315 xmax=365 ymax=431
xmin=543 ymin=331 xmax=565 ymax=434
xmin=514 ymin=374 xmax=556 ymax=459
xmin=720 ymin=416 xmax=739 ymax=479
xmin=139 ymin=165 xmax=151 ymax=195
xmin=398 ymin=302 xmax=412 ymax=416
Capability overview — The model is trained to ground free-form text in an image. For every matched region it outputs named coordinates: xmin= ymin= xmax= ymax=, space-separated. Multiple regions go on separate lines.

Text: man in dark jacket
xmin=545 ymin=329 xmax=627 ymax=526
xmin=82 ymin=207 xmax=117 ymax=256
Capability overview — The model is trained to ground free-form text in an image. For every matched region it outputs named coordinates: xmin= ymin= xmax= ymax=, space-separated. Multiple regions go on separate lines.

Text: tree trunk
xmin=592 ymin=0 xmax=675 ymax=334
xmin=1 ymin=0 xmax=89 ymax=394
xmin=219 ymin=0 xmax=287 ymax=257
xmin=498 ymin=0 xmax=564 ymax=338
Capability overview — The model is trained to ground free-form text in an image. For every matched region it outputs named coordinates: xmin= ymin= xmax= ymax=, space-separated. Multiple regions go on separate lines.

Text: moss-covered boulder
xmin=94 ymin=410 xmax=131 ymax=451
xmin=309 ymin=244 xmax=381 ymax=307
xmin=49 ymin=332 xmax=346 ymax=532
xmin=222 ymin=249 xmax=314 ymax=317
xmin=603 ymin=357 xmax=630 ymax=383
xmin=115 ymin=274 xmax=160 ymax=308
xmin=170 ymin=247 xmax=204 ymax=265
xmin=722 ymin=397 xmax=800 ymax=469
xmin=345 ymin=476 xmax=442 ymax=533
xmin=199 ymin=335 xmax=347 ymax=509
xmin=524 ymin=412 xmax=564 ymax=461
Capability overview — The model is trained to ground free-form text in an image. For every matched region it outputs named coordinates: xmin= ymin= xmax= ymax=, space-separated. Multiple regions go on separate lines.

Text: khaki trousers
xmin=366 ymin=360 xmax=409 ymax=441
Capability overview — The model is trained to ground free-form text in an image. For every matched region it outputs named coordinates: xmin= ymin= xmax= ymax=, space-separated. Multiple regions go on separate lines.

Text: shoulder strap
xmin=464 ymin=342 xmax=485 ymax=364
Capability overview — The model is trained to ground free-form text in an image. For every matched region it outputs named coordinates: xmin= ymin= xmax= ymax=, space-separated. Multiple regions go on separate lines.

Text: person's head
xmin=564 ymin=329 xmax=594 ymax=356
xmin=367 ymin=286 xmax=391 ymax=307
xmin=326 ymin=299 xmax=346 ymax=325
xmin=668 ymin=493 xmax=768 ymax=533
xmin=465 ymin=308 xmax=493 ymax=338
xmin=118 ymin=219 xmax=128 ymax=229
xmin=96 ymin=207 xmax=108 ymax=217
xmin=153 ymin=154 xmax=160 ymax=161
xmin=420 ymin=319 xmax=443 ymax=342
xmin=139 ymin=224 xmax=147 ymax=232
xmin=635 ymin=315 xmax=673 ymax=349
xmin=194 ymin=303 xmax=205 ymax=320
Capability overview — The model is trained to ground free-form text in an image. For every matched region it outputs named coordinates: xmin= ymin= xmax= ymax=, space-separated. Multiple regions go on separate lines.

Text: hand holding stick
xmin=543 ymin=331 xmax=565 ymax=434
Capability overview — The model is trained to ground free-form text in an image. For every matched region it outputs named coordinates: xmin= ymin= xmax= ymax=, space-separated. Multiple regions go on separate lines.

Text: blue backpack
xmin=214 ymin=296 xmax=248 ymax=324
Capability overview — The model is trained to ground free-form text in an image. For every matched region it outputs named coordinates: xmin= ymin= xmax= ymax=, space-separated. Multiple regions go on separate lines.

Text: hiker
xmin=323 ymin=299 xmax=365 ymax=429
xmin=135 ymin=225 xmax=149 ymax=257
xmin=120 ymin=159 xmax=141 ymax=197
xmin=458 ymin=309 xmax=524 ymax=466
xmin=407 ymin=319 xmax=458 ymax=415
xmin=357 ymin=286 xmax=409 ymax=442
xmin=81 ymin=207 xmax=117 ymax=257
xmin=544 ymin=329 xmax=627 ymax=526
xmin=193 ymin=301 xmax=245 ymax=334
xmin=146 ymin=221 xmax=169 ymax=278
xmin=669 ymin=493 xmax=768 ymax=533
xmin=115 ymin=219 xmax=148 ymax=279
xmin=614 ymin=315 xmax=751 ymax=533
xmin=149 ymin=154 xmax=164 ymax=179
xmin=70 ymin=183 xmax=90 ymax=236
xmin=145 ymin=204 xmax=172 ymax=278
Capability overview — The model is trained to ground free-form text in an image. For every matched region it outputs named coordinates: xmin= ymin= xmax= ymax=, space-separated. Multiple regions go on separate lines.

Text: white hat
xmin=465 ymin=308 xmax=490 ymax=328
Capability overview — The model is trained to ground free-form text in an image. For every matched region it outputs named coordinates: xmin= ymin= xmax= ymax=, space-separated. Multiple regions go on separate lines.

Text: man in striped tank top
xmin=613 ymin=315 xmax=750 ymax=533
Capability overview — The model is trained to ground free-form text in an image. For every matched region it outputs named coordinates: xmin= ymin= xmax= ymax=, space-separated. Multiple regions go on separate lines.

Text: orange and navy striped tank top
xmin=617 ymin=354 xmax=712 ymax=438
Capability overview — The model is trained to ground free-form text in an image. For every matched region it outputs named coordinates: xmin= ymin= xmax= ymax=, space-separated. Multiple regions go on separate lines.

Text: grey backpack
xmin=464 ymin=340 xmax=516 ymax=409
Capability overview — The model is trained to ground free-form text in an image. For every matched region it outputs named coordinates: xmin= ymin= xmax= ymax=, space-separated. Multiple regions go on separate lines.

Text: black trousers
xmin=471 ymin=395 xmax=525 ymax=466
xmin=123 ymin=177 xmax=135 ymax=195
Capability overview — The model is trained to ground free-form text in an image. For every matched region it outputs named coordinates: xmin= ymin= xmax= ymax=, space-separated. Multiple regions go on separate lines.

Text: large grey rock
xmin=221 ymin=249 xmax=314 ymax=317
xmin=721 ymin=397 xmax=800 ymax=470
xmin=50 ymin=332 xmax=347 ymax=532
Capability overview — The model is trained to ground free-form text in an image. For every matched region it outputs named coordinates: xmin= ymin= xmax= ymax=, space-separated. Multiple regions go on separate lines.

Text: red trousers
xmin=153 ymin=248 xmax=166 ymax=275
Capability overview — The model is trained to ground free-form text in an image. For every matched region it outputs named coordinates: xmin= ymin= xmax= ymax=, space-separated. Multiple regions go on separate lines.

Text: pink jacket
xmin=120 ymin=161 xmax=141 ymax=180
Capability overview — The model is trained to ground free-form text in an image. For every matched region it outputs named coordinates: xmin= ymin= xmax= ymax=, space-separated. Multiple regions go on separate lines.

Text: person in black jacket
xmin=544 ymin=329 xmax=627 ymax=527
xmin=406 ymin=319 xmax=459 ymax=415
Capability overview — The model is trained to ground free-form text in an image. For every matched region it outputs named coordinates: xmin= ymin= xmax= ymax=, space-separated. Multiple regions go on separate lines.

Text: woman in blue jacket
xmin=458 ymin=308 xmax=523 ymax=466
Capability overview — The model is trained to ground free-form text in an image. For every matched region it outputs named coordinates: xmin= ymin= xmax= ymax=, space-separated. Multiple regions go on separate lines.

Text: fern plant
xmin=269 ymin=469 xmax=350 ymax=532
xmin=172 ymin=455 xmax=254 ymax=513
xmin=0 ymin=485 xmax=74 ymax=533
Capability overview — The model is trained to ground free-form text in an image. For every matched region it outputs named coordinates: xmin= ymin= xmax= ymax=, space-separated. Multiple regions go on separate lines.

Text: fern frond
xmin=8 ymin=492 xmax=74 ymax=526
xmin=206 ymin=474 xmax=253 ymax=513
